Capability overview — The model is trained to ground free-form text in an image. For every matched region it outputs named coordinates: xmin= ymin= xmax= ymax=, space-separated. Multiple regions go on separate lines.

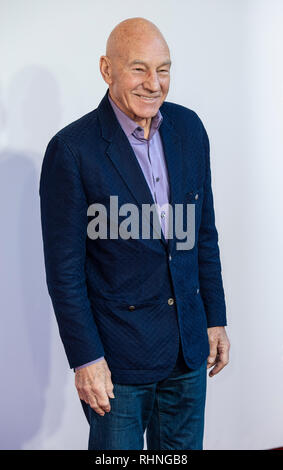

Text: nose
xmin=143 ymin=71 xmax=161 ymax=93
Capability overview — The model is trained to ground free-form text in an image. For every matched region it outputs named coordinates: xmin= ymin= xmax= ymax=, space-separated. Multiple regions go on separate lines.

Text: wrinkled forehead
xmin=116 ymin=35 xmax=170 ymax=67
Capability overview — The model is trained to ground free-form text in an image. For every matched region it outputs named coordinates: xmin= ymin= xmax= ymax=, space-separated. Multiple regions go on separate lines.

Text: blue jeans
xmin=81 ymin=342 xmax=207 ymax=450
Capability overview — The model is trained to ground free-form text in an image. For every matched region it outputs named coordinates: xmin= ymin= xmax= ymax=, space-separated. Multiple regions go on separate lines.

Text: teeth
xmin=136 ymin=95 xmax=156 ymax=100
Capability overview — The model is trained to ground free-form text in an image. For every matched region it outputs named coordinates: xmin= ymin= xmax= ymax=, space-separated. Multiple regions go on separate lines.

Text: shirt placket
xmin=147 ymin=139 xmax=169 ymax=241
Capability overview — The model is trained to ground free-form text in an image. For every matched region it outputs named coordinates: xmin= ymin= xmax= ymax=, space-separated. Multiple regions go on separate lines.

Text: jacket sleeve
xmin=39 ymin=135 xmax=105 ymax=368
xmin=197 ymin=122 xmax=227 ymax=327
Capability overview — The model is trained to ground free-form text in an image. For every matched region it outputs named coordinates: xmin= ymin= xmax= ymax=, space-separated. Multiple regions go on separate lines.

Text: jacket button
xmin=128 ymin=305 xmax=135 ymax=311
xmin=195 ymin=193 xmax=199 ymax=200
xmin=168 ymin=298 xmax=175 ymax=306
xmin=196 ymin=288 xmax=200 ymax=294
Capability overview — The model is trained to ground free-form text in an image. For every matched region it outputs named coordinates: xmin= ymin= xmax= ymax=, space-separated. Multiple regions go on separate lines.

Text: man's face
xmin=107 ymin=37 xmax=171 ymax=120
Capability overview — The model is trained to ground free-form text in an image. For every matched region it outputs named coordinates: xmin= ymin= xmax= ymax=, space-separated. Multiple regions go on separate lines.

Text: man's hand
xmin=75 ymin=359 xmax=115 ymax=416
xmin=207 ymin=326 xmax=230 ymax=377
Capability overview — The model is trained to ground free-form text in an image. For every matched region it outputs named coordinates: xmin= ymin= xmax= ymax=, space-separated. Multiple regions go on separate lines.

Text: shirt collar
xmin=108 ymin=91 xmax=163 ymax=140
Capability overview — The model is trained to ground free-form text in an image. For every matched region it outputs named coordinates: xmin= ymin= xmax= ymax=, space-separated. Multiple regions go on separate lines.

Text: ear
xmin=99 ymin=56 xmax=112 ymax=85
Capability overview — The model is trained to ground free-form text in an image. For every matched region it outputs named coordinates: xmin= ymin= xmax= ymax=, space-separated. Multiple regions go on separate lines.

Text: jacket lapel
xmin=159 ymin=110 xmax=184 ymax=255
xmin=97 ymin=90 xmax=184 ymax=252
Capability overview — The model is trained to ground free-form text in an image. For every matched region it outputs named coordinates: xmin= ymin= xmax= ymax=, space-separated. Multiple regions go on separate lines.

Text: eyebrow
xmin=129 ymin=60 xmax=172 ymax=67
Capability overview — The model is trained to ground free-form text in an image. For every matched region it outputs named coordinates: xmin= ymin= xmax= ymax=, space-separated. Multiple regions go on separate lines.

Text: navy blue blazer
xmin=39 ymin=88 xmax=227 ymax=384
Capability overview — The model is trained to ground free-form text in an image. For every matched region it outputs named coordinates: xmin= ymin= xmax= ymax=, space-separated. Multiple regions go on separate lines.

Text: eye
xmin=134 ymin=68 xmax=144 ymax=71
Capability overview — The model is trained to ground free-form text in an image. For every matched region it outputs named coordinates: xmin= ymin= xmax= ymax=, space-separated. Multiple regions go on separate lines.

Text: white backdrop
xmin=1 ymin=0 xmax=282 ymax=450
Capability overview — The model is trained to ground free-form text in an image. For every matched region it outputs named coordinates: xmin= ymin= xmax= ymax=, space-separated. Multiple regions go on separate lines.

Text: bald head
xmin=106 ymin=17 xmax=170 ymax=62
xmin=100 ymin=17 xmax=171 ymax=127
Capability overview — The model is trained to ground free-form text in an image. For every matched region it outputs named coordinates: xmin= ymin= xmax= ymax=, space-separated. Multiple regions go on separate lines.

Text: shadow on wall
xmin=0 ymin=66 xmax=66 ymax=449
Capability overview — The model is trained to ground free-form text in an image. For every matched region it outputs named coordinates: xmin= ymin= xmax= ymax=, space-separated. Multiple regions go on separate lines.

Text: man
xmin=39 ymin=17 xmax=230 ymax=450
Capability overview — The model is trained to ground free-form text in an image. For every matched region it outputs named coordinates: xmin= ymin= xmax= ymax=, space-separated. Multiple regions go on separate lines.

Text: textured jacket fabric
xmin=39 ymin=88 xmax=227 ymax=384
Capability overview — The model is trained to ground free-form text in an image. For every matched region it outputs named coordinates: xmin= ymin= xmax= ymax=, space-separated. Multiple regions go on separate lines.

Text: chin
xmin=132 ymin=103 xmax=161 ymax=118
xmin=136 ymin=109 xmax=158 ymax=118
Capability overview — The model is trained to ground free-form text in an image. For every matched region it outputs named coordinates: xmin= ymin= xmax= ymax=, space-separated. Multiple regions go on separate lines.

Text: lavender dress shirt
xmin=75 ymin=93 xmax=170 ymax=371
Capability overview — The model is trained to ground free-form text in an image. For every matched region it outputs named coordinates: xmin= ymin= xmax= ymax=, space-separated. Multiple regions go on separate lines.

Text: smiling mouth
xmin=134 ymin=94 xmax=160 ymax=102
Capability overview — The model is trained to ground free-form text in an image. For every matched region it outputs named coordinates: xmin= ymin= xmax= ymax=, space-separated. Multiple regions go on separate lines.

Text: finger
xmin=93 ymin=387 xmax=111 ymax=413
xmin=209 ymin=353 xmax=229 ymax=377
xmin=78 ymin=390 xmax=90 ymax=406
xmin=207 ymin=343 xmax=218 ymax=369
xmin=105 ymin=377 xmax=115 ymax=399
xmin=207 ymin=359 xmax=217 ymax=369
xmin=87 ymin=394 xmax=106 ymax=416
xmin=79 ymin=388 xmax=106 ymax=416
xmin=209 ymin=361 xmax=224 ymax=377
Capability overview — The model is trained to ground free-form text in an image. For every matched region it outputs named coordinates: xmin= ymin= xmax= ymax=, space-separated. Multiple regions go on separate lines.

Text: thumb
xmin=207 ymin=343 xmax=217 ymax=368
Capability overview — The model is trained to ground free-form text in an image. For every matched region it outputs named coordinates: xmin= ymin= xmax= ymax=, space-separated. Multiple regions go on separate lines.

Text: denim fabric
xmin=81 ymin=341 xmax=207 ymax=450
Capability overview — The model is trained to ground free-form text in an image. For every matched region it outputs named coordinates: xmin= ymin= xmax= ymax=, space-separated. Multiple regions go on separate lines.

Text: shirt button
xmin=168 ymin=298 xmax=175 ymax=306
xmin=161 ymin=211 xmax=166 ymax=218
xmin=168 ymin=254 xmax=172 ymax=261
xmin=196 ymin=288 xmax=200 ymax=294
xmin=156 ymin=177 xmax=160 ymax=182
xmin=128 ymin=305 xmax=136 ymax=311
xmin=195 ymin=193 xmax=199 ymax=200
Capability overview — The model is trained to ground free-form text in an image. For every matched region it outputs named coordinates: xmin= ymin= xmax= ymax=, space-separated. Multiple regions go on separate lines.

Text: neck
xmin=109 ymin=90 xmax=152 ymax=138
xmin=140 ymin=118 xmax=151 ymax=139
